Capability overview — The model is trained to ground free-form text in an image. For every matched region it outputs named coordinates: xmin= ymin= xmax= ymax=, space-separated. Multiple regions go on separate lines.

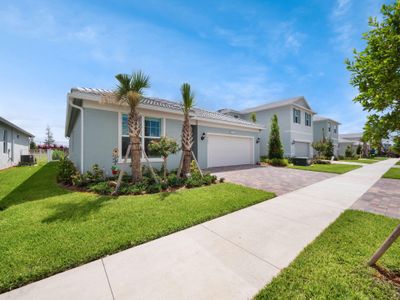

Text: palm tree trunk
xmin=181 ymin=114 xmax=192 ymax=177
xmin=163 ymin=157 xmax=167 ymax=180
xmin=129 ymin=110 xmax=142 ymax=183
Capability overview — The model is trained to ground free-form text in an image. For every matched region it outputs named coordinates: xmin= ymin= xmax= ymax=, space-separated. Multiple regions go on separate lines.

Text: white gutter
xmin=68 ymin=98 xmax=84 ymax=174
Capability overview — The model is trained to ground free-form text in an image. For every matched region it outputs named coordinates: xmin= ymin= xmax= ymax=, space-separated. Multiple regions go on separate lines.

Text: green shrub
xmin=260 ymin=156 xmax=268 ymax=163
xmin=268 ymin=114 xmax=284 ymax=159
xmin=160 ymin=181 xmax=169 ymax=190
xmin=185 ymin=177 xmax=203 ymax=188
xmin=88 ymin=182 xmax=112 ymax=195
xmin=85 ymin=164 xmax=104 ymax=182
xmin=312 ymin=159 xmax=331 ymax=165
xmin=52 ymin=150 xmax=65 ymax=160
xmin=119 ymin=182 xmax=145 ymax=195
xmin=219 ymin=177 xmax=225 ymax=183
xmin=345 ymin=145 xmax=354 ymax=158
xmin=202 ymin=174 xmax=213 ymax=185
xmin=268 ymin=158 xmax=288 ymax=166
xmin=167 ymin=173 xmax=184 ymax=188
xmin=57 ymin=157 xmax=77 ymax=185
xmin=146 ymin=183 xmax=162 ymax=194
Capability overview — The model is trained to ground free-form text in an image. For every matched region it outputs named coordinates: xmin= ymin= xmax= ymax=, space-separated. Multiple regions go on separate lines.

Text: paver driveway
xmin=209 ymin=165 xmax=336 ymax=195
xmin=352 ymin=178 xmax=400 ymax=219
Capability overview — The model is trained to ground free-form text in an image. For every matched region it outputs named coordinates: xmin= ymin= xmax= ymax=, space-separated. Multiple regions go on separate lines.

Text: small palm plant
xmin=114 ymin=71 xmax=150 ymax=182
xmin=180 ymin=83 xmax=195 ymax=177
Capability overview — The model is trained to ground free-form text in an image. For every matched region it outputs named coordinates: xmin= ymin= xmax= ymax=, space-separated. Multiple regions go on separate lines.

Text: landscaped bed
xmin=382 ymin=168 xmax=400 ymax=180
xmin=255 ymin=210 xmax=400 ymax=299
xmin=288 ymin=163 xmax=361 ymax=174
xmin=0 ymin=162 xmax=275 ymax=293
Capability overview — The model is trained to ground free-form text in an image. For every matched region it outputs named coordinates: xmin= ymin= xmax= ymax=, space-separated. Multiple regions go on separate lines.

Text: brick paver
xmin=208 ymin=165 xmax=336 ymax=195
xmin=352 ymin=178 xmax=400 ymax=219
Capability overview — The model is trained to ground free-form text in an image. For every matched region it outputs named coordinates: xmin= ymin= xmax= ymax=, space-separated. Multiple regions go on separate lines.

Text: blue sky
xmin=0 ymin=0 xmax=390 ymax=144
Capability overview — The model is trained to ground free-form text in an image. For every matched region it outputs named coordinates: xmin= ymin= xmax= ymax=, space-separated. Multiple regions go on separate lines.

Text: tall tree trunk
xmin=163 ymin=157 xmax=167 ymax=180
xmin=181 ymin=114 xmax=192 ymax=177
xmin=129 ymin=109 xmax=142 ymax=183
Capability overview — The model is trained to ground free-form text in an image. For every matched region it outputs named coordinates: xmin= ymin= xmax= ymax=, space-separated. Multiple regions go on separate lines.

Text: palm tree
xmin=180 ymin=83 xmax=195 ymax=177
xmin=114 ymin=71 xmax=150 ymax=182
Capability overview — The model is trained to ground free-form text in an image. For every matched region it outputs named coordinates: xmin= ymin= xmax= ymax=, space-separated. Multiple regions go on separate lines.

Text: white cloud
xmin=332 ymin=0 xmax=352 ymax=18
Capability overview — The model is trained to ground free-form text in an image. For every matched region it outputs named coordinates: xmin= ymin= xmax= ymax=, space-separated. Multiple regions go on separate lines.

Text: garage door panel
xmin=294 ymin=142 xmax=309 ymax=157
xmin=207 ymin=134 xmax=253 ymax=168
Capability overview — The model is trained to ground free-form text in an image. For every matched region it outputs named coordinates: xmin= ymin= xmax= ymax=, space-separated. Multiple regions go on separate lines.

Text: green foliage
xmin=268 ymin=114 xmax=284 ymax=159
xmin=56 ymin=157 xmax=77 ymax=185
xmin=251 ymin=112 xmax=257 ymax=123
xmin=382 ymin=168 xmax=400 ymax=180
xmin=148 ymin=137 xmax=180 ymax=179
xmin=51 ymin=150 xmax=65 ymax=160
xmin=88 ymin=182 xmax=112 ymax=195
xmin=119 ymin=182 xmax=145 ymax=195
xmin=44 ymin=125 xmax=55 ymax=146
xmin=0 ymin=163 xmax=275 ymax=292
xmin=267 ymin=158 xmax=288 ymax=167
xmin=146 ymin=183 xmax=162 ymax=194
xmin=255 ymin=210 xmax=400 ymax=299
xmin=260 ymin=155 xmax=268 ymax=163
xmin=312 ymin=140 xmax=328 ymax=159
xmin=167 ymin=173 xmax=184 ymax=188
xmin=29 ymin=140 xmax=37 ymax=150
xmin=356 ymin=144 xmax=362 ymax=155
xmin=325 ymin=139 xmax=334 ymax=158
xmin=219 ymin=177 xmax=225 ymax=183
xmin=346 ymin=2 xmax=400 ymax=137
xmin=180 ymin=83 xmax=195 ymax=113
xmin=185 ymin=177 xmax=204 ymax=188
xmin=115 ymin=71 xmax=150 ymax=107
xmin=345 ymin=145 xmax=354 ymax=158
xmin=391 ymin=136 xmax=400 ymax=155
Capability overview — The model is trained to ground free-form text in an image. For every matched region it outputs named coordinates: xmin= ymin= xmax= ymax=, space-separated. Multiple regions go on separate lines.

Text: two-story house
xmin=313 ymin=116 xmax=340 ymax=156
xmin=218 ymin=96 xmax=316 ymax=158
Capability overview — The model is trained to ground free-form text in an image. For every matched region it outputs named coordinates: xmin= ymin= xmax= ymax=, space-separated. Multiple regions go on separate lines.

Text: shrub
xmin=167 ymin=173 xmax=184 ymax=188
xmin=185 ymin=177 xmax=203 ymax=188
xmin=88 ymin=182 xmax=112 ymax=195
xmin=268 ymin=158 xmax=288 ymax=167
xmin=260 ymin=156 xmax=268 ymax=163
xmin=312 ymin=159 xmax=331 ymax=164
xmin=202 ymin=174 xmax=214 ymax=185
xmin=86 ymin=164 xmax=104 ymax=182
xmin=268 ymin=114 xmax=284 ymax=159
xmin=146 ymin=183 xmax=162 ymax=194
xmin=219 ymin=177 xmax=225 ymax=183
xmin=160 ymin=181 xmax=169 ymax=190
xmin=57 ymin=157 xmax=77 ymax=185
xmin=325 ymin=139 xmax=334 ymax=158
xmin=345 ymin=145 xmax=354 ymax=158
xmin=52 ymin=150 xmax=65 ymax=160
xmin=119 ymin=182 xmax=145 ymax=195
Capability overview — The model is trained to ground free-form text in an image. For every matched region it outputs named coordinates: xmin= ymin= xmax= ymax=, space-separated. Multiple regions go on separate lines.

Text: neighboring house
xmin=218 ymin=96 xmax=316 ymax=158
xmin=0 ymin=116 xmax=33 ymax=170
xmin=65 ymin=87 xmax=264 ymax=174
xmin=338 ymin=133 xmax=364 ymax=156
xmin=313 ymin=116 xmax=340 ymax=157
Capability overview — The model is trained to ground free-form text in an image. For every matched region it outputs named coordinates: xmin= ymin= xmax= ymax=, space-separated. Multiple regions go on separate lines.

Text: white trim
xmin=206 ymin=132 xmax=255 ymax=168
xmin=196 ymin=119 xmax=262 ymax=132
xmin=68 ymin=98 xmax=84 ymax=173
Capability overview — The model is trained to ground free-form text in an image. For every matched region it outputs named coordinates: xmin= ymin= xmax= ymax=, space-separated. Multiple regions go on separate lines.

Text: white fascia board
xmin=194 ymin=118 xmax=263 ymax=132
xmin=292 ymin=104 xmax=317 ymax=114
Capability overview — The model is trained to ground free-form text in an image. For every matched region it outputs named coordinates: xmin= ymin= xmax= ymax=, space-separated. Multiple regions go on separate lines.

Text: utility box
xmin=292 ymin=157 xmax=311 ymax=166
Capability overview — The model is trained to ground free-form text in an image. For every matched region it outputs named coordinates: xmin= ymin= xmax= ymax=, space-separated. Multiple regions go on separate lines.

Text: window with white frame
xmin=328 ymin=121 xmax=331 ymax=132
xmin=333 ymin=124 xmax=337 ymax=134
xmin=121 ymin=114 xmax=162 ymax=159
xmin=3 ymin=130 xmax=7 ymax=154
xmin=293 ymin=108 xmax=301 ymax=124
xmin=305 ymin=112 xmax=311 ymax=126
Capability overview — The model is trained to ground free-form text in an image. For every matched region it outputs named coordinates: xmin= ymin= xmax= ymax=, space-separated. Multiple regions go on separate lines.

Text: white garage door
xmin=294 ymin=142 xmax=309 ymax=157
xmin=207 ymin=134 xmax=254 ymax=168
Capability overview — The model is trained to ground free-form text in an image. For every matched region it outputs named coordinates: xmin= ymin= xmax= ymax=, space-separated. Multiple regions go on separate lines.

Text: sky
xmin=0 ymin=0 xmax=391 ymax=144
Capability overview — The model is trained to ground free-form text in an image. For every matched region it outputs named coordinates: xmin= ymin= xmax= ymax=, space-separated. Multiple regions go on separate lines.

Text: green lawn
xmin=340 ymin=159 xmax=378 ymax=164
xmin=382 ymin=168 xmax=400 ymax=180
xmin=396 ymin=161 xmax=400 ymax=165
xmin=255 ymin=210 xmax=400 ymax=299
xmin=289 ymin=163 xmax=361 ymax=174
xmin=0 ymin=162 xmax=275 ymax=293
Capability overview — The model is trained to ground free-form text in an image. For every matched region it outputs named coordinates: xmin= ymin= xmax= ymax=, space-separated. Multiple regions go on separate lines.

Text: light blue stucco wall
xmin=0 ymin=122 xmax=30 ymax=169
xmin=242 ymin=106 xmax=292 ymax=157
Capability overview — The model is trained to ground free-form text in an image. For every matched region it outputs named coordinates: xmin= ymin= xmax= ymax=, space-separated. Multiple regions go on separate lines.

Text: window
xmin=3 ymin=130 xmax=7 ymax=154
xmin=293 ymin=108 xmax=301 ymax=124
xmin=305 ymin=112 xmax=311 ymax=126
xmin=328 ymin=122 xmax=331 ymax=132
xmin=333 ymin=125 xmax=337 ymax=134
xmin=121 ymin=114 xmax=162 ymax=159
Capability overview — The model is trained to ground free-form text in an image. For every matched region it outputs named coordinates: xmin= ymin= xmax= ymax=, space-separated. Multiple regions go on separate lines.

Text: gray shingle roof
xmin=70 ymin=87 xmax=263 ymax=129
xmin=313 ymin=115 xmax=341 ymax=124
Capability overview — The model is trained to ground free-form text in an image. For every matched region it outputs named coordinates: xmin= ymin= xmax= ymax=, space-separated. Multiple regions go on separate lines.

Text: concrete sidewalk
xmin=1 ymin=159 xmax=397 ymax=300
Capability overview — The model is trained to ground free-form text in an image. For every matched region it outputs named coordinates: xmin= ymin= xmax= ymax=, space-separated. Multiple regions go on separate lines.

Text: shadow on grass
xmin=42 ymin=196 xmax=112 ymax=223
xmin=0 ymin=162 xmax=70 ymax=210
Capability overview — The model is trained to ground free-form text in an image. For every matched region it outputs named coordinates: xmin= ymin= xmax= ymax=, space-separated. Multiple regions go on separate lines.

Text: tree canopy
xmin=345 ymin=1 xmax=400 ymax=139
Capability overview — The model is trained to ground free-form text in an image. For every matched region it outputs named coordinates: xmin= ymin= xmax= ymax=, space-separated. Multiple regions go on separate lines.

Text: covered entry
xmin=207 ymin=133 xmax=254 ymax=168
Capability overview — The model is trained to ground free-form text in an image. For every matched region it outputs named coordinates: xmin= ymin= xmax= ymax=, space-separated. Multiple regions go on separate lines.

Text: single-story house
xmin=65 ymin=87 xmax=265 ymax=174
xmin=218 ymin=97 xmax=316 ymax=158
xmin=313 ymin=116 xmax=340 ymax=157
xmin=338 ymin=133 xmax=365 ymax=156
xmin=0 ymin=116 xmax=34 ymax=170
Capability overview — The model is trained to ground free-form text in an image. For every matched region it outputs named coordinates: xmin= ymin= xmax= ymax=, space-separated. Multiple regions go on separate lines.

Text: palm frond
xmin=115 ymin=73 xmax=131 ymax=103
xmin=180 ymin=83 xmax=195 ymax=113
xmin=130 ymin=71 xmax=150 ymax=94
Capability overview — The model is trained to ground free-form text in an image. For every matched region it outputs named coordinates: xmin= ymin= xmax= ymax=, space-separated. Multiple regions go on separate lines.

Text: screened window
xmin=328 ymin=122 xmax=331 ymax=132
xmin=3 ymin=130 xmax=7 ymax=154
xmin=333 ymin=125 xmax=337 ymax=134
xmin=293 ymin=108 xmax=301 ymax=124
xmin=121 ymin=114 xmax=162 ymax=159
xmin=305 ymin=113 xmax=311 ymax=126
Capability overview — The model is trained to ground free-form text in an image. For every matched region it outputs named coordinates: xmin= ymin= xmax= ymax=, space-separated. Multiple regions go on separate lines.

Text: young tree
xmin=44 ymin=125 xmax=55 ymax=147
xmin=312 ymin=141 xmax=328 ymax=159
xmin=346 ymin=2 xmax=400 ymax=140
xmin=113 ymin=71 xmax=150 ymax=183
xmin=250 ymin=112 xmax=257 ymax=123
xmin=149 ymin=137 xmax=180 ymax=179
xmin=180 ymin=83 xmax=195 ymax=177
xmin=325 ymin=139 xmax=334 ymax=158
xmin=345 ymin=145 xmax=354 ymax=158
xmin=268 ymin=114 xmax=284 ymax=159
xmin=30 ymin=139 xmax=37 ymax=150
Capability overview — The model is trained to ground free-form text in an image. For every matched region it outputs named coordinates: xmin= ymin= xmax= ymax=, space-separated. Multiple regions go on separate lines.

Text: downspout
xmin=69 ymin=98 xmax=84 ymax=174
